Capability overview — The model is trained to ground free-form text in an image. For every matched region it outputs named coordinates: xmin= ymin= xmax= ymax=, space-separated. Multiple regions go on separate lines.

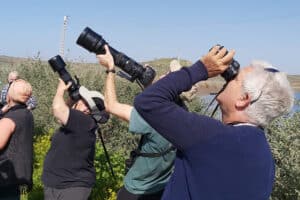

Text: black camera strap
xmin=204 ymin=82 xmax=228 ymax=118
xmin=125 ymin=135 xmax=175 ymax=174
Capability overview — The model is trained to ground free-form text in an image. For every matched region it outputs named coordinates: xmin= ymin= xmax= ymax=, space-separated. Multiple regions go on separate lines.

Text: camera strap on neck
xmin=204 ymin=82 xmax=228 ymax=118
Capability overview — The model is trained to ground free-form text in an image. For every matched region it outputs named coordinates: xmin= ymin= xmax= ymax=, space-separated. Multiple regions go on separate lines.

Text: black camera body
xmin=48 ymin=55 xmax=81 ymax=101
xmin=76 ymin=27 xmax=156 ymax=87
xmin=221 ymin=58 xmax=240 ymax=82
xmin=210 ymin=45 xmax=240 ymax=82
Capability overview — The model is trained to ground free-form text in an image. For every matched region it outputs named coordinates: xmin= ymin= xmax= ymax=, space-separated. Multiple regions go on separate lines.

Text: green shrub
xmin=90 ymin=141 xmax=124 ymax=200
xmin=267 ymin=112 xmax=300 ymax=200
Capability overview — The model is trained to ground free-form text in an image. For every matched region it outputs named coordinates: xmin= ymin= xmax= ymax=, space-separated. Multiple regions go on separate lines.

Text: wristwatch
xmin=106 ymin=68 xmax=116 ymax=74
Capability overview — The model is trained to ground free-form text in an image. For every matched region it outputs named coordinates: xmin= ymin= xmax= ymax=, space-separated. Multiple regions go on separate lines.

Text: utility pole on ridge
xmin=59 ymin=16 xmax=69 ymax=58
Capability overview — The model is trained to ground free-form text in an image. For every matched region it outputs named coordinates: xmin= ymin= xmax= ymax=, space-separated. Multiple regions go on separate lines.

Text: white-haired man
xmin=134 ymin=46 xmax=294 ymax=200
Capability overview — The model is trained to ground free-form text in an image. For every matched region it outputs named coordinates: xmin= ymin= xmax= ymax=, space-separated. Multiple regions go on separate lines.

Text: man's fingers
xmin=221 ymin=50 xmax=235 ymax=64
xmin=61 ymin=81 xmax=72 ymax=90
xmin=104 ymin=45 xmax=110 ymax=54
xmin=209 ymin=45 xmax=221 ymax=55
xmin=216 ymin=48 xmax=227 ymax=59
xmin=58 ymin=78 xmax=65 ymax=85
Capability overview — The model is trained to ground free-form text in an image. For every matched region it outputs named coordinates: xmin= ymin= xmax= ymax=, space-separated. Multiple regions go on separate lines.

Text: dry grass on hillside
xmin=1 ymin=55 xmax=299 ymax=93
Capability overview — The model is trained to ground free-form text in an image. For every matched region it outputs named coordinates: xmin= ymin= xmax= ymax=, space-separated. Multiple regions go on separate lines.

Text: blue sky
xmin=0 ymin=0 xmax=299 ymax=74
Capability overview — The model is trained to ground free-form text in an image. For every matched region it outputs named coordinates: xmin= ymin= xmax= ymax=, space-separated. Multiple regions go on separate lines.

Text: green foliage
xmin=29 ymin=132 xmax=53 ymax=200
xmin=267 ymin=112 xmax=300 ymax=200
xmin=90 ymin=141 xmax=124 ymax=200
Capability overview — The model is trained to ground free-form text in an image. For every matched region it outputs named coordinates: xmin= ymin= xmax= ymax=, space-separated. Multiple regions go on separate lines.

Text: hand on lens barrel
xmin=57 ymin=78 xmax=72 ymax=93
xmin=96 ymin=45 xmax=115 ymax=70
xmin=201 ymin=45 xmax=235 ymax=78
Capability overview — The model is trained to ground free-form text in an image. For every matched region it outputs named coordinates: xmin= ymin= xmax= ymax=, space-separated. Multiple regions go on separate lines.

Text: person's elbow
xmin=52 ymin=104 xmax=64 ymax=118
xmin=105 ymin=97 xmax=123 ymax=114
xmin=105 ymin=100 xmax=121 ymax=115
xmin=52 ymin=105 xmax=69 ymax=125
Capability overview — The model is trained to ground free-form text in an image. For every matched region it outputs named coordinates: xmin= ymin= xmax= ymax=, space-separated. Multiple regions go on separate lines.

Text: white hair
xmin=242 ymin=60 xmax=294 ymax=127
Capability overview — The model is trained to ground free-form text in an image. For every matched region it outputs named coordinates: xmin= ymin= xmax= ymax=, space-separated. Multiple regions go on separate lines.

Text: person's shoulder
xmin=5 ymin=107 xmax=32 ymax=123
xmin=129 ymin=108 xmax=157 ymax=135
xmin=70 ymin=109 xmax=88 ymax=119
xmin=70 ymin=109 xmax=96 ymax=125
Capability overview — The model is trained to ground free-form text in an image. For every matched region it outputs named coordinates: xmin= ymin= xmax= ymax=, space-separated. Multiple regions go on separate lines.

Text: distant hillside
xmin=0 ymin=55 xmax=31 ymax=65
xmin=287 ymin=75 xmax=300 ymax=92
xmin=1 ymin=55 xmax=299 ymax=93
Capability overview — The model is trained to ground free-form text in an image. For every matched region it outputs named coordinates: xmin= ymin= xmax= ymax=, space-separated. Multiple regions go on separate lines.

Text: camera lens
xmin=76 ymin=27 xmax=106 ymax=54
xmin=76 ymin=27 xmax=156 ymax=87
xmin=48 ymin=55 xmax=80 ymax=101
xmin=48 ymin=55 xmax=66 ymax=72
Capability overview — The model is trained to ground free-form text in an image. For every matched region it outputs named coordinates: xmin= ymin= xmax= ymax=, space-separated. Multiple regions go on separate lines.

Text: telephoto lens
xmin=48 ymin=55 xmax=81 ymax=101
xmin=76 ymin=27 xmax=156 ymax=87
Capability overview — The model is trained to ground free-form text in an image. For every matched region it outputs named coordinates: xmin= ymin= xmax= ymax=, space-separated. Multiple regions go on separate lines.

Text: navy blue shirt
xmin=42 ymin=109 xmax=98 ymax=189
xmin=134 ymin=61 xmax=275 ymax=200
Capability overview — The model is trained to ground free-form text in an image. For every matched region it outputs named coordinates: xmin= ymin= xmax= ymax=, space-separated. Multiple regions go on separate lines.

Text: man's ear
xmin=235 ymin=93 xmax=251 ymax=110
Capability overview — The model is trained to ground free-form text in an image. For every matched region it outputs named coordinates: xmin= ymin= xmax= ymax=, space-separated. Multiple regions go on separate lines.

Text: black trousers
xmin=44 ymin=186 xmax=92 ymax=200
xmin=117 ymin=186 xmax=164 ymax=200
xmin=0 ymin=186 xmax=20 ymax=200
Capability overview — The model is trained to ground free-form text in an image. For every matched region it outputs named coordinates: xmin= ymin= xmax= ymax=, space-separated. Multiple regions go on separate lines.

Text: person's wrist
xmin=106 ymin=67 xmax=116 ymax=74
xmin=56 ymin=89 xmax=65 ymax=95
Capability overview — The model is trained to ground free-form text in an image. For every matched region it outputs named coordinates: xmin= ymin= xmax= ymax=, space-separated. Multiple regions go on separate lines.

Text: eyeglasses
xmin=264 ymin=68 xmax=279 ymax=73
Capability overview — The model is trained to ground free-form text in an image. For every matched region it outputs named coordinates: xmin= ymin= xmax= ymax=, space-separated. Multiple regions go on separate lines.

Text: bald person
xmin=0 ymin=79 xmax=34 ymax=200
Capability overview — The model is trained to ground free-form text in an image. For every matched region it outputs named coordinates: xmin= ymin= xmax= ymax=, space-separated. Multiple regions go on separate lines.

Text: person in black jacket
xmin=42 ymin=79 xmax=106 ymax=200
xmin=0 ymin=79 xmax=34 ymax=200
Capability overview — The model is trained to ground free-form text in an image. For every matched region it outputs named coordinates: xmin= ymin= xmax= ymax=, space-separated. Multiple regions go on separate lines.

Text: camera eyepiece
xmin=76 ymin=27 xmax=156 ymax=88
